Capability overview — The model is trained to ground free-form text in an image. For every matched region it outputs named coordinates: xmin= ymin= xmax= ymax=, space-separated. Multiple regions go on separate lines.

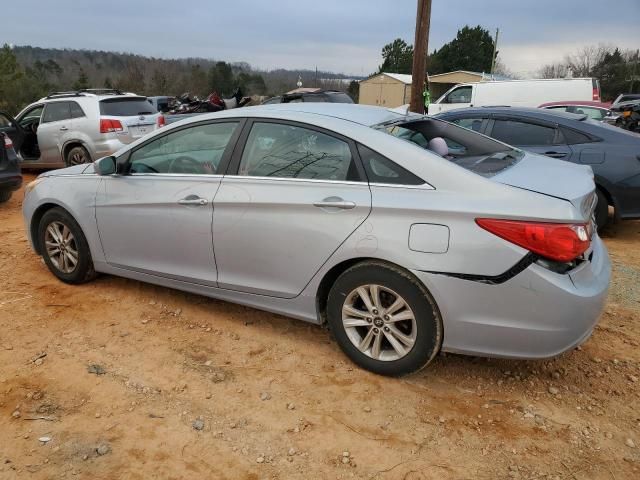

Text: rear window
xmin=99 ymin=97 xmax=157 ymax=116
xmin=325 ymin=92 xmax=354 ymax=104
xmin=375 ymin=118 xmax=523 ymax=178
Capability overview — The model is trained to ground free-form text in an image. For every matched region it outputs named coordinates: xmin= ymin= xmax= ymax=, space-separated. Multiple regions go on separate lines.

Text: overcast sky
xmin=2 ymin=0 xmax=639 ymax=77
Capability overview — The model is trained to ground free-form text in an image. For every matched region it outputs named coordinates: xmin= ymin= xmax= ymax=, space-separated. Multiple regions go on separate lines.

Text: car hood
xmin=39 ymin=163 xmax=94 ymax=178
xmin=493 ymin=152 xmax=596 ymax=220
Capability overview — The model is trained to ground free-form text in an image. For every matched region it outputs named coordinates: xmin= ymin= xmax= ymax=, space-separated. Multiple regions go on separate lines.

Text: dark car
xmin=434 ymin=107 xmax=640 ymax=228
xmin=262 ymin=88 xmax=354 ymax=105
xmin=0 ymin=128 xmax=23 ymax=203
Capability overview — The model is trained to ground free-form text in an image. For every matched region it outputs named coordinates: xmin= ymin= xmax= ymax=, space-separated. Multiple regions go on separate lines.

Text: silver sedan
xmin=22 ymin=103 xmax=611 ymax=376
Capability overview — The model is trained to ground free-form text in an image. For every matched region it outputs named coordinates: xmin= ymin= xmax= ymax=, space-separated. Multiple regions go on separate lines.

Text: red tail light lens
xmin=157 ymin=115 xmax=166 ymax=128
xmin=3 ymin=135 xmax=13 ymax=149
xmin=592 ymin=88 xmax=600 ymax=101
xmin=100 ymin=118 xmax=124 ymax=133
xmin=476 ymin=218 xmax=590 ymax=263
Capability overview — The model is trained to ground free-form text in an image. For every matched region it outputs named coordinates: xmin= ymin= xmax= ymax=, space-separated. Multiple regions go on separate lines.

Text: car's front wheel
xmin=38 ymin=207 xmax=96 ymax=284
xmin=327 ymin=261 xmax=442 ymax=376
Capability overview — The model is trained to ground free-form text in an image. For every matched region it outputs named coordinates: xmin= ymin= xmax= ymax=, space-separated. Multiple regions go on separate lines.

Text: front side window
xmin=42 ymin=102 xmax=71 ymax=123
xmin=574 ymin=107 xmax=605 ymax=121
xmin=490 ymin=120 xmax=556 ymax=146
xmin=129 ymin=122 xmax=239 ymax=174
xmin=238 ymin=122 xmax=358 ymax=181
xmin=444 ymin=86 xmax=472 ymax=104
xmin=19 ymin=105 xmax=44 ymax=127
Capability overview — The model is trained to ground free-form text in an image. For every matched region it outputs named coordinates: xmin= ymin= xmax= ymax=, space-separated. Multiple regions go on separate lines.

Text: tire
xmin=595 ymin=189 xmax=609 ymax=231
xmin=0 ymin=190 xmax=12 ymax=203
xmin=38 ymin=207 xmax=96 ymax=284
xmin=327 ymin=261 xmax=443 ymax=377
xmin=65 ymin=145 xmax=91 ymax=167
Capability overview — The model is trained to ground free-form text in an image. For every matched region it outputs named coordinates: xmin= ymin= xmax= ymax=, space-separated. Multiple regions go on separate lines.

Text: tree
xmin=429 ymin=26 xmax=495 ymax=74
xmin=72 ymin=67 xmax=89 ymax=90
xmin=347 ymin=80 xmax=360 ymax=102
xmin=592 ymin=48 xmax=632 ymax=100
xmin=208 ymin=61 xmax=234 ymax=95
xmin=378 ymin=39 xmax=414 ymax=74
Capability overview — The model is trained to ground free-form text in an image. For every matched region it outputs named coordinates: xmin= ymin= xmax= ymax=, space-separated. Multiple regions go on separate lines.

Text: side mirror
xmin=94 ymin=156 xmax=117 ymax=176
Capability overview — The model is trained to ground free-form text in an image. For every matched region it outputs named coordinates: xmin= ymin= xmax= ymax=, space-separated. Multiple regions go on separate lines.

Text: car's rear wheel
xmin=66 ymin=145 xmax=91 ymax=166
xmin=0 ymin=190 xmax=12 ymax=203
xmin=38 ymin=208 xmax=96 ymax=284
xmin=595 ymin=189 xmax=610 ymax=230
xmin=327 ymin=261 xmax=442 ymax=376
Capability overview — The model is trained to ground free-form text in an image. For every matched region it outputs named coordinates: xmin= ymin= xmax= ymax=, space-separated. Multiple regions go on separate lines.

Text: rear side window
xmin=491 ymin=120 xmax=556 ymax=146
xmin=238 ymin=122 xmax=358 ymax=181
xmin=70 ymin=102 xmax=86 ymax=118
xmin=559 ymin=127 xmax=592 ymax=145
xmin=358 ymin=144 xmax=424 ymax=185
xmin=100 ymin=98 xmax=157 ymax=116
xmin=42 ymin=102 xmax=71 ymax=123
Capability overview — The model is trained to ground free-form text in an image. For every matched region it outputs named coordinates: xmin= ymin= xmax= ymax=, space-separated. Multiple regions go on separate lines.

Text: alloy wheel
xmin=44 ymin=221 xmax=79 ymax=274
xmin=341 ymin=284 xmax=417 ymax=361
xmin=70 ymin=150 xmax=87 ymax=165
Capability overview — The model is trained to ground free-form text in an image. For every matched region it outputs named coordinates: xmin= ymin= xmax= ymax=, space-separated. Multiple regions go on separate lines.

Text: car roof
xmin=190 ymin=103 xmax=421 ymax=127
xmin=539 ymin=100 xmax=611 ymax=108
xmin=435 ymin=106 xmax=587 ymax=122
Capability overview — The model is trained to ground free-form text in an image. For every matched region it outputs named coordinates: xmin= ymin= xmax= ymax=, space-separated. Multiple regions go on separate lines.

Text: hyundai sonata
xmin=22 ymin=103 xmax=610 ymax=376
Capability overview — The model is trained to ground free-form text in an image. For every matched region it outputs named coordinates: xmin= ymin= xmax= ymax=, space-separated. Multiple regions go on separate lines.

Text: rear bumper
xmin=0 ymin=174 xmax=23 ymax=192
xmin=414 ymin=236 xmax=611 ymax=359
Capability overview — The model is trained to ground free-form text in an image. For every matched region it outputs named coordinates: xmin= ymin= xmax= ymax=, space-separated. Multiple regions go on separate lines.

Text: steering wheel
xmin=168 ymin=156 xmax=205 ymax=174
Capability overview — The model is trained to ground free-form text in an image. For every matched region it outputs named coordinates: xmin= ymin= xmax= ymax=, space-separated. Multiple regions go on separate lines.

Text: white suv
xmin=11 ymin=89 xmax=165 ymax=169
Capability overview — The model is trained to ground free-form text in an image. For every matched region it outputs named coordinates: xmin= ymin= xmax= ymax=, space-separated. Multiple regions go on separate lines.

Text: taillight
xmin=157 ymin=115 xmax=166 ymax=128
xmin=3 ymin=135 xmax=13 ymax=149
xmin=592 ymin=79 xmax=600 ymax=101
xmin=476 ymin=218 xmax=590 ymax=263
xmin=100 ymin=118 xmax=123 ymax=133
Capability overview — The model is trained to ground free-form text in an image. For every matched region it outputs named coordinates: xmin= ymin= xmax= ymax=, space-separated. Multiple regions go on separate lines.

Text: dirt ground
xmin=1 ymin=174 xmax=639 ymax=480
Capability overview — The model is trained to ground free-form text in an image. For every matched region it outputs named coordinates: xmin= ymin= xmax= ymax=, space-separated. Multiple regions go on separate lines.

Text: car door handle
xmin=313 ymin=197 xmax=356 ymax=209
xmin=178 ymin=196 xmax=208 ymax=206
xmin=59 ymin=126 xmax=68 ymax=131
xmin=544 ymin=151 xmax=567 ymax=158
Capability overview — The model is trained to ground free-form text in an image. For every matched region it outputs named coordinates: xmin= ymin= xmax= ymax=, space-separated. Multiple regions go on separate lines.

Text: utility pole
xmin=409 ymin=0 xmax=432 ymax=113
xmin=490 ymin=28 xmax=500 ymax=76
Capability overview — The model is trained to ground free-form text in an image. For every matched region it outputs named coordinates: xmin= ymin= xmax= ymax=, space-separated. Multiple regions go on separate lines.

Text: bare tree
xmin=538 ymin=62 xmax=569 ymax=79
xmin=563 ymin=44 xmax=612 ymax=77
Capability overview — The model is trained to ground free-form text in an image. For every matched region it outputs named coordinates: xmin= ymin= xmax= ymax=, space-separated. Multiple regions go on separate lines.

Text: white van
xmin=427 ymin=78 xmax=600 ymax=115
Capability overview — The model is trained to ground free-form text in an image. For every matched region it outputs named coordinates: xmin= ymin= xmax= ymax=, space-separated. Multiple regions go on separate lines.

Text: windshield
xmin=100 ymin=97 xmax=157 ymax=116
xmin=374 ymin=117 xmax=524 ymax=177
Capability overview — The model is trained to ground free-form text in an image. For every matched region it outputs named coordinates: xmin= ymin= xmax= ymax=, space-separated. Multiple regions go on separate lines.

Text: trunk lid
xmin=99 ymin=97 xmax=160 ymax=144
xmin=493 ymin=151 xmax=597 ymax=221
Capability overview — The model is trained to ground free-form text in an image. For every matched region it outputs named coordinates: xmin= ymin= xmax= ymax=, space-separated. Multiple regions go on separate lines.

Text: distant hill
xmin=12 ymin=45 xmax=361 ymax=97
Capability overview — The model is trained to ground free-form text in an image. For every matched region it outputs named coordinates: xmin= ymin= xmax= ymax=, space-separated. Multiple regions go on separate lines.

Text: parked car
xmin=0 ymin=132 xmax=22 ymax=203
xmin=538 ymin=101 xmax=619 ymax=125
xmin=23 ymin=104 xmax=610 ymax=376
xmin=434 ymin=107 xmax=640 ymax=228
xmin=147 ymin=96 xmax=175 ymax=113
xmin=262 ymin=88 xmax=354 ymax=105
xmin=611 ymin=93 xmax=640 ymax=109
xmin=10 ymin=89 xmax=165 ymax=169
xmin=428 ymin=77 xmax=600 ymax=115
